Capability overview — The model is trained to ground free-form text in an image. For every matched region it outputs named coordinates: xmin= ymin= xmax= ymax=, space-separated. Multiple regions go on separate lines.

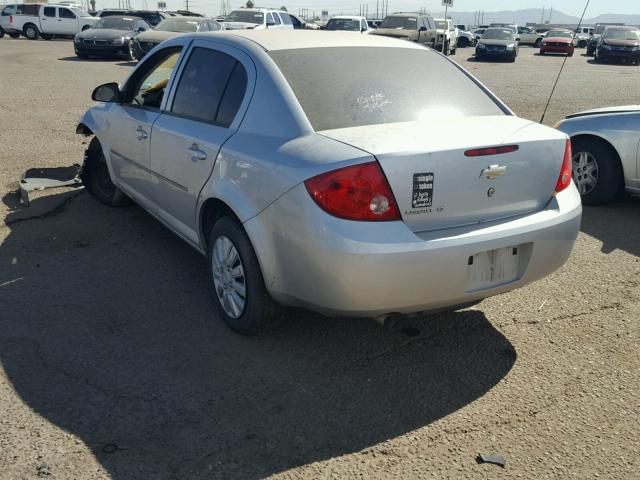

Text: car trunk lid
xmin=319 ymin=116 xmax=567 ymax=233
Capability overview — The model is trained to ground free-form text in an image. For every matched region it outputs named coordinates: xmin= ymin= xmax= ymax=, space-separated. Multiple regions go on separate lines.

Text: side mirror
xmin=92 ymin=82 xmax=120 ymax=103
xmin=516 ymin=37 xmax=520 ymax=42
xmin=361 ymin=26 xmax=366 ymax=33
xmin=419 ymin=26 xmax=427 ymax=32
xmin=137 ymin=27 xmax=146 ymax=32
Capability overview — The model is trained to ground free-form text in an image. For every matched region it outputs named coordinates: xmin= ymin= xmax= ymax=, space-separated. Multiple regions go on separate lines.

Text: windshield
xmin=547 ymin=30 xmax=573 ymax=38
xmin=156 ymin=18 xmax=199 ymax=32
xmin=435 ymin=21 xmax=447 ymax=30
xmin=326 ymin=18 xmax=360 ymax=31
xmin=93 ymin=16 xmax=138 ymax=30
xmin=269 ymin=47 xmax=504 ymax=131
xmin=605 ymin=28 xmax=640 ymax=40
xmin=483 ymin=29 xmax=515 ymax=41
xmin=225 ymin=10 xmax=264 ymax=24
xmin=71 ymin=7 xmax=92 ymax=17
xmin=595 ymin=25 xmax=607 ymax=34
xmin=380 ymin=16 xmax=416 ymax=30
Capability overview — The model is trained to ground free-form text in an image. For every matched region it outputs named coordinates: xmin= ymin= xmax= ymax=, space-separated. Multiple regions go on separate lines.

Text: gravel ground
xmin=0 ymin=38 xmax=639 ymax=480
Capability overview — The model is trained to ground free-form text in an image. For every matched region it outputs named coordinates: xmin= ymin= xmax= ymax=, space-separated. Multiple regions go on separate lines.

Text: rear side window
xmin=270 ymin=47 xmax=505 ymax=131
xmin=43 ymin=7 xmax=56 ymax=17
xmin=59 ymin=8 xmax=75 ymax=19
xmin=280 ymin=13 xmax=292 ymax=25
xmin=216 ymin=63 xmax=248 ymax=128
xmin=171 ymin=48 xmax=246 ymax=126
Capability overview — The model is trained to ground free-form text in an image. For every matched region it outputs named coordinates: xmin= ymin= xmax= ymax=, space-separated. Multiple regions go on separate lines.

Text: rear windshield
xmin=326 ymin=18 xmax=360 ymax=31
xmin=93 ymin=16 xmax=139 ymax=30
xmin=380 ymin=16 xmax=416 ymax=30
xmin=226 ymin=10 xmax=264 ymax=24
xmin=156 ymin=18 xmax=199 ymax=32
xmin=270 ymin=47 xmax=505 ymax=131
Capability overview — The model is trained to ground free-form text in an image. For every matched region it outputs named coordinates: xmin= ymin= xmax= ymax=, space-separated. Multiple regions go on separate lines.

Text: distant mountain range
xmin=430 ymin=8 xmax=640 ymax=27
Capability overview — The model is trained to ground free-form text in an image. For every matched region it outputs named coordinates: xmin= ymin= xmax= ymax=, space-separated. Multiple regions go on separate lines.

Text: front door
xmin=148 ymin=40 xmax=254 ymax=242
xmin=106 ymin=47 xmax=184 ymax=206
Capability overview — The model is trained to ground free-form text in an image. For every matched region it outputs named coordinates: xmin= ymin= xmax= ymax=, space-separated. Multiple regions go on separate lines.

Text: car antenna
xmin=539 ymin=0 xmax=591 ymax=124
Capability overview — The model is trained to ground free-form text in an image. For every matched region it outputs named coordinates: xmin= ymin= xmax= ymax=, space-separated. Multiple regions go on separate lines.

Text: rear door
xmin=57 ymin=7 xmax=78 ymax=34
xmin=148 ymin=40 xmax=254 ymax=241
xmin=39 ymin=6 xmax=56 ymax=33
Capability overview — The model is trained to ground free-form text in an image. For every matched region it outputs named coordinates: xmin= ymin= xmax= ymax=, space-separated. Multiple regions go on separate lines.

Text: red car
xmin=540 ymin=30 xmax=575 ymax=56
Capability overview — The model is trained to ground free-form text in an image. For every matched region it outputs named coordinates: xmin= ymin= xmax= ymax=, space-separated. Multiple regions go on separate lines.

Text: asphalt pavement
xmin=0 ymin=38 xmax=639 ymax=479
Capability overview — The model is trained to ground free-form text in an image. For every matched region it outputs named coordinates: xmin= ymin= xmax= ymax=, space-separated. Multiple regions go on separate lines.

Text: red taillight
xmin=555 ymin=139 xmax=573 ymax=193
xmin=304 ymin=162 xmax=401 ymax=221
xmin=464 ymin=145 xmax=519 ymax=157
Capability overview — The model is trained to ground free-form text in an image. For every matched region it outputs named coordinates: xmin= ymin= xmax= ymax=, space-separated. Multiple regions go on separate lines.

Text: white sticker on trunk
xmin=412 ymin=172 xmax=434 ymax=209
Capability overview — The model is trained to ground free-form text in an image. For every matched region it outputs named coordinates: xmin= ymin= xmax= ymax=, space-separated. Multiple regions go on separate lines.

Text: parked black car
xmin=95 ymin=9 xmax=169 ymax=27
xmin=74 ymin=15 xmax=151 ymax=60
xmin=594 ymin=26 xmax=640 ymax=65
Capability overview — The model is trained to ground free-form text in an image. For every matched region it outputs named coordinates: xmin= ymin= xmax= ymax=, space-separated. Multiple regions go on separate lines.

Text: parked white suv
xmin=0 ymin=3 xmax=97 ymax=39
xmin=223 ymin=8 xmax=293 ymax=30
xmin=434 ymin=18 xmax=458 ymax=55
xmin=324 ymin=16 xmax=371 ymax=33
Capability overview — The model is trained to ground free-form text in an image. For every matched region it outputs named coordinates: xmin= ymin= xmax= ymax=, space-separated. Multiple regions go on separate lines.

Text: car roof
xmin=163 ymin=15 xmax=206 ymax=22
xmin=207 ymin=30 xmax=427 ymax=51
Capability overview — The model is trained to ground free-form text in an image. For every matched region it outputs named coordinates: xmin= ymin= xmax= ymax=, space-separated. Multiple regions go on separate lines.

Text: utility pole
xmin=541 ymin=7 xmax=545 ymax=24
xmin=549 ymin=6 xmax=553 ymax=23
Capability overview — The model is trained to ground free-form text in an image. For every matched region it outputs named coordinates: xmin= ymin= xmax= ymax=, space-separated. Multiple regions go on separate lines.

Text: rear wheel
xmin=457 ymin=36 xmax=469 ymax=48
xmin=9 ymin=32 xmax=21 ymax=39
xmin=0 ymin=28 xmax=4 ymax=39
xmin=127 ymin=40 xmax=135 ymax=61
xmin=208 ymin=216 xmax=286 ymax=335
xmin=534 ymin=38 xmax=542 ymax=47
xmin=83 ymin=138 xmax=129 ymax=207
xmin=23 ymin=24 xmax=39 ymax=40
xmin=571 ymin=137 xmax=623 ymax=205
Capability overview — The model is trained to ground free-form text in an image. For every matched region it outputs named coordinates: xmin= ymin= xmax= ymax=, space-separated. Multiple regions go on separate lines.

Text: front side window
xmin=59 ymin=8 xmax=76 ymax=19
xmin=171 ymin=48 xmax=246 ymax=127
xmin=270 ymin=47 xmax=505 ymax=131
xmin=281 ymin=13 xmax=292 ymax=25
xmin=130 ymin=48 xmax=182 ymax=109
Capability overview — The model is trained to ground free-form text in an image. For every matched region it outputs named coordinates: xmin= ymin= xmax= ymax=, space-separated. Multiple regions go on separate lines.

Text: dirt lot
xmin=0 ymin=38 xmax=639 ymax=479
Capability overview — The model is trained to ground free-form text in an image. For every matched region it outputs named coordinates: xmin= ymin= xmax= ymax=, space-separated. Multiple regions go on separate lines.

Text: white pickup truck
xmin=0 ymin=3 xmax=98 ymax=40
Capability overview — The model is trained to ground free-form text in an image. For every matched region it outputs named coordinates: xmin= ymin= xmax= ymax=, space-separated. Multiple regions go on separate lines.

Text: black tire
xmin=0 ymin=28 xmax=4 ymax=39
xmin=75 ymin=52 xmax=89 ymax=59
xmin=82 ymin=138 xmax=129 ymax=207
xmin=571 ymin=137 xmax=623 ymax=205
xmin=40 ymin=33 xmax=53 ymax=40
xmin=450 ymin=44 xmax=456 ymax=55
xmin=534 ymin=38 xmax=542 ymax=48
xmin=208 ymin=216 xmax=285 ymax=335
xmin=457 ymin=36 xmax=469 ymax=48
xmin=9 ymin=32 xmax=21 ymax=39
xmin=568 ymin=51 xmax=574 ymax=57
xmin=23 ymin=24 xmax=39 ymax=40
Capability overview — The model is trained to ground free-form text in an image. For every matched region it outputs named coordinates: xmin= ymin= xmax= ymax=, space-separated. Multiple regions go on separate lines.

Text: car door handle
xmin=188 ymin=143 xmax=207 ymax=162
xmin=135 ymin=126 xmax=148 ymax=140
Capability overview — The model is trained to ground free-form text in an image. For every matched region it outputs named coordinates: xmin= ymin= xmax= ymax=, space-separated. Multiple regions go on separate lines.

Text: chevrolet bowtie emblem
xmin=480 ymin=165 xmax=507 ymax=180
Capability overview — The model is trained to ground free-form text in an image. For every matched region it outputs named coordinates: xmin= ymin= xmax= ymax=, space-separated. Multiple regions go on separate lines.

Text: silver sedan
xmin=556 ymin=105 xmax=640 ymax=204
xmin=77 ymin=31 xmax=582 ymax=334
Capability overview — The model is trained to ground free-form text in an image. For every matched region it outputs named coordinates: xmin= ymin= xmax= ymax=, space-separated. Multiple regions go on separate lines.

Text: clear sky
xmin=99 ymin=1 xmax=638 ymax=18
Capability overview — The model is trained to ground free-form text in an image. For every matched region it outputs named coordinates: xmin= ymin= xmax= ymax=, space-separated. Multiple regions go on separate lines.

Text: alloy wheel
xmin=212 ymin=236 xmax=247 ymax=319
xmin=572 ymin=151 xmax=599 ymax=195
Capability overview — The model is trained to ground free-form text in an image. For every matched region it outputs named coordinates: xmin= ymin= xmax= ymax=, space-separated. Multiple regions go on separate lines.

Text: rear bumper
xmin=541 ymin=45 xmax=574 ymax=54
xmin=245 ymin=183 xmax=582 ymax=317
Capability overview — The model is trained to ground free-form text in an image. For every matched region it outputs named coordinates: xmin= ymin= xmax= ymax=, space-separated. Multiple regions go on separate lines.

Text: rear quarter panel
xmin=558 ymin=112 xmax=640 ymax=186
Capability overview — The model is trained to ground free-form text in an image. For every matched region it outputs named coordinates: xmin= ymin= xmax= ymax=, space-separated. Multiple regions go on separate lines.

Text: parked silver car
xmin=76 ymin=31 xmax=582 ymax=334
xmin=556 ymin=105 xmax=640 ymax=204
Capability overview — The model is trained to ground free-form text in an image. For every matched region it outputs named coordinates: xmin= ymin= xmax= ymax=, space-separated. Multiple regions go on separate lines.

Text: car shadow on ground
xmin=0 ymin=189 xmax=516 ymax=479
xmin=580 ymin=196 xmax=640 ymax=256
xmin=58 ymin=56 xmax=128 ymax=62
